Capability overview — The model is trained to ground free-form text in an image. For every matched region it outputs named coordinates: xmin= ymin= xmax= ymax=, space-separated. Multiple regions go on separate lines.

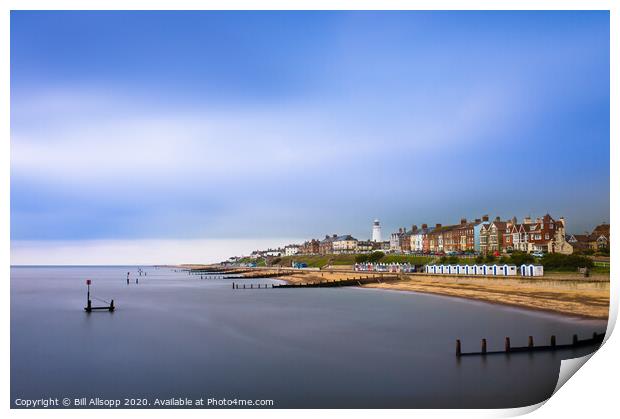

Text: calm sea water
xmin=11 ymin=266 xmax=607 ymax=409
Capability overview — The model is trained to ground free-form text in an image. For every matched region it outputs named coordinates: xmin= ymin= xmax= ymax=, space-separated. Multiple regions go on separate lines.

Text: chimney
xmin=482 ymin=215 xmax=489 ymax=222
xmin=412 ymin=225 xmax=418 ymax=232
xmin=435 ymin=223 xmax=442 ymax=229
xmin=399 ymin=228 xmax=403 ymax=234
xmin=333 ymin=234 xmax=337 ymax=238
xmin=325 ymin=235 xmax=329 ymax=239
xmin=523 ymin=216 xmax=532 ymax=224
xmin=422 ymin=223 xmax=428 ymax=229
xmin=475 ymin=218 xmax=481 ymax=223
xmin=536 ymin=217 xmax=542 ymax=224
xmin=460 ymin=218 xmax=467 ymax=225
xmin=495 ymin=216 xmax=501 ymax=222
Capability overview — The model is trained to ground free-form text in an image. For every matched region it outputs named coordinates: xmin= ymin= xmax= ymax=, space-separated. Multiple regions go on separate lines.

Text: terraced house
xmin=480 ymin=217 xmax=509 ymax=254
xmin=506 ymin=214 xmax=572 ymax=254
xmin=332 ymin=235 xmax=358 ymax=254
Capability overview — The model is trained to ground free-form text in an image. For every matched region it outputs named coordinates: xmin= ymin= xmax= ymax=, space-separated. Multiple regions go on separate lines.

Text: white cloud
xmin=11 ymin=86 xmax=521 ymax=187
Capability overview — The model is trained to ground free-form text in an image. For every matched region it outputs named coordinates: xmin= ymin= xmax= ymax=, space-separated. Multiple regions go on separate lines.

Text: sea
xmin=10 ymin=265 xmax=607 ymax=408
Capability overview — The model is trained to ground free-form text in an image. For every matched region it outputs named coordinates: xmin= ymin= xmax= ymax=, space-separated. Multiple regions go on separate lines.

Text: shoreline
xmin=203 ymin=266 xmax=610 ymax=320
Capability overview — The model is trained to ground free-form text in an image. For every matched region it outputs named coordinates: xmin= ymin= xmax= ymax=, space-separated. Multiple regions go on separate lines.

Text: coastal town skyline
xmin=232 ymin=213 xmax=610 ymax=261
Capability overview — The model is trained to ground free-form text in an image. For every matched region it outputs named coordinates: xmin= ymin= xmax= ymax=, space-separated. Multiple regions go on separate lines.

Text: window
xmin=545 ymin=233 xmax=549 ymax=240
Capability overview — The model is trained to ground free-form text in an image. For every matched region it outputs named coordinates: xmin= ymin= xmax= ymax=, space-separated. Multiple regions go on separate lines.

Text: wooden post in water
xmin=109 ymin=299 xmax=115 ymax=312
xmin=481 ymin=338 xmax=487 ymax=354
xmin=504 ymin=337 xmax=511 ymax=353
xmin=456 ymin=339 xmax=461 ymax=357
xmin=551 ymin=335 xmax=556 ymax=347
xmin=573 ymin=334 xmax=578 ymax=345
xmin=232 ymin=282 xmax=235 ymax=289
xmin=528 ymin=336 xmax=534 ymax=349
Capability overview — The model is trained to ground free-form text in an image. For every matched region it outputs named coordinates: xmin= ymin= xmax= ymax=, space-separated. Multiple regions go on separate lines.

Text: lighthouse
xmin=372 ymin=219 xmax=382 ymax=242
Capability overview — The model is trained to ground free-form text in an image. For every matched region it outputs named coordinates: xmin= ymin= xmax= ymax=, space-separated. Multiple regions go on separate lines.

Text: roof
xmin=591 ymin=223 xmax=610 ymax=238
xmin=334 ymin=235 xmax=357 ymax=242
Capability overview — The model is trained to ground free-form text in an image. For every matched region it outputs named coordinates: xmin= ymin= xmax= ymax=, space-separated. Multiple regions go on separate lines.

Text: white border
xmin=2 ymin=2 xmax=616 ymax=418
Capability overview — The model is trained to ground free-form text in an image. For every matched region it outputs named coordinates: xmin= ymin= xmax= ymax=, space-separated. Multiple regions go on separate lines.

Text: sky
xmin=10 ymin=11 xmax=610 ymax=264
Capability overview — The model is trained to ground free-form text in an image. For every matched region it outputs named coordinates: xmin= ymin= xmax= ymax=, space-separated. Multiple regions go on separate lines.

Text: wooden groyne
xmin=233 ymin=271 xmax=292 ymax=280
xmin=190 ymin=269 xmax=253 ymax=275
xmin=231 ymin=275 xmax=399 ymax=290
xmin=274 ymin=275 xmax=399 ymax=288
xmin=232 ymin=283 xmax=275 ymax=289
xmin=456 ymin=332 xmax=605 ymax=357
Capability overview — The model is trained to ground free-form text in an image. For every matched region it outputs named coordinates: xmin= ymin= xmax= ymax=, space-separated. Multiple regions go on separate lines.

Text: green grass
xmin=274 ymin=254 xmax=358 ymax=268
xmin=237 ymin=257 xmax=266 ymax=266
xmin=271 ymin=253 xmax=435 ymax=268
xmin=380 ymin=254 xmax=436 ymax=264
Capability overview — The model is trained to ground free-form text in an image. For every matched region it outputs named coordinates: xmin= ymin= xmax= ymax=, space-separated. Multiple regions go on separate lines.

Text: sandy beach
xmin=189 ymin=265 xmax=610 ymax=320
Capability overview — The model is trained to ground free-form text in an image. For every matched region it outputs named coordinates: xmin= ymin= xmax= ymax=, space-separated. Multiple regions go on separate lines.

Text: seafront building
xmin=332 ymin=235 xmax=359 ymax=254
xmin=256 ymin=215 xmax=605 ymax=261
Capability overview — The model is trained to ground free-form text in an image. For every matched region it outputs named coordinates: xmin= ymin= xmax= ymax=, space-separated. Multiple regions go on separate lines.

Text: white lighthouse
xmin=372 ymin=219 xmax=382 ymax=242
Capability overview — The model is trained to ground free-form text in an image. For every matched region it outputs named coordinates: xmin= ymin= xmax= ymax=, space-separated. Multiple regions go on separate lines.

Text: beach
xmin=190 ymin=266 xmax=610 ymax=319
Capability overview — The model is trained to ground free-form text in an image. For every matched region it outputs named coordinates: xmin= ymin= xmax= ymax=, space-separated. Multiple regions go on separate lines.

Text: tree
xmin=355 ymin=251 xmax=384 ymax=263
xmin=541 ymin=253 xmax=593 ymax=271
xmin=508 ymin=251 xmax=535 ymax=266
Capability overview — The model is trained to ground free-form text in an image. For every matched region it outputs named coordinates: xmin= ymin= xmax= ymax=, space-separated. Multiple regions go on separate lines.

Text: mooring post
xmin=232 ymin=282 xmax=235 ymax=289
xmin=504 ymin=337 xmax=511 ymax=353
xmin=573 ymin=334 xmax=578 ymax=345
xmin=528 ymin=336 xmax=534 ymax=349
xmin=593 ymin=332 xmax=598 ymax=340
xmin=481 ymin=338 xmax=487 ymax=354
xmin=551 ymin=335 xmax=556 ymax=347
xmin=456 ymin=339 xmax=461 ymax=357
xmin=109 ymin=299 xmax=115 ymax=312
xmin=243 ymin=284 xmax=245 ymax=289
xmin=86 ymin=279 xmax=91 ymax=304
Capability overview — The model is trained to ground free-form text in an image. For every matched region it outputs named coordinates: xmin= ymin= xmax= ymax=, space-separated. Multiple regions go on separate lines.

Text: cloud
xmin=11 ymin=85 xmax=520 ymax=186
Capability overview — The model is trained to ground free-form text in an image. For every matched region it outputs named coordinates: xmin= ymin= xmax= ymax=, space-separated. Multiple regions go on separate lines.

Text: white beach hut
xmin=520 ymin=264 xmax=544 ymax=277
xmin=480 ymin=265 xmax=489 ymax=276
xmin=504 ymin=264 xmax=517 ymax=276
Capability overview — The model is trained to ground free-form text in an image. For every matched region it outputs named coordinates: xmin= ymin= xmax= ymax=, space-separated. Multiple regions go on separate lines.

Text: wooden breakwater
xmin=273 ymin=275 xmax=399 ymax=288
xmin=228 ymin=271 xmax=292 ymax=280
xmin=456 ymin=332 xmax=605 ymax=357
xmin=232 ymin=275 xmax=400 ymax=289
xmin=190 ymin=269 xmax=254 ymax=275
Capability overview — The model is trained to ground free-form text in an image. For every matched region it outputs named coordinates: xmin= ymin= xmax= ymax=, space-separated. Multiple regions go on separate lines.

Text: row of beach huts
xmin=424 ymin=264 xmax=544 ymax=277
xmin=354 ymin=262 xmax=544 ymax=276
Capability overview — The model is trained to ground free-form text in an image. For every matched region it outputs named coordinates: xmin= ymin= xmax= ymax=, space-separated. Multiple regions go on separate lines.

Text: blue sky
xmin=10 ymin=11 xmax=610 ymax=262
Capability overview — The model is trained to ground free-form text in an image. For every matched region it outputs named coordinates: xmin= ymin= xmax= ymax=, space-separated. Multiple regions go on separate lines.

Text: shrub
xmin=485 ymin=255 xmax=496 ymax=264
xmin=475 ymin=255 xmax=484 ymax=264
xmin=508 ymin=251 xmax=535 ymax=266
xmin=541 ymin=253 xmax=593 ymax=271
xmin=355 ymin=251 xmax=384 ymax=263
